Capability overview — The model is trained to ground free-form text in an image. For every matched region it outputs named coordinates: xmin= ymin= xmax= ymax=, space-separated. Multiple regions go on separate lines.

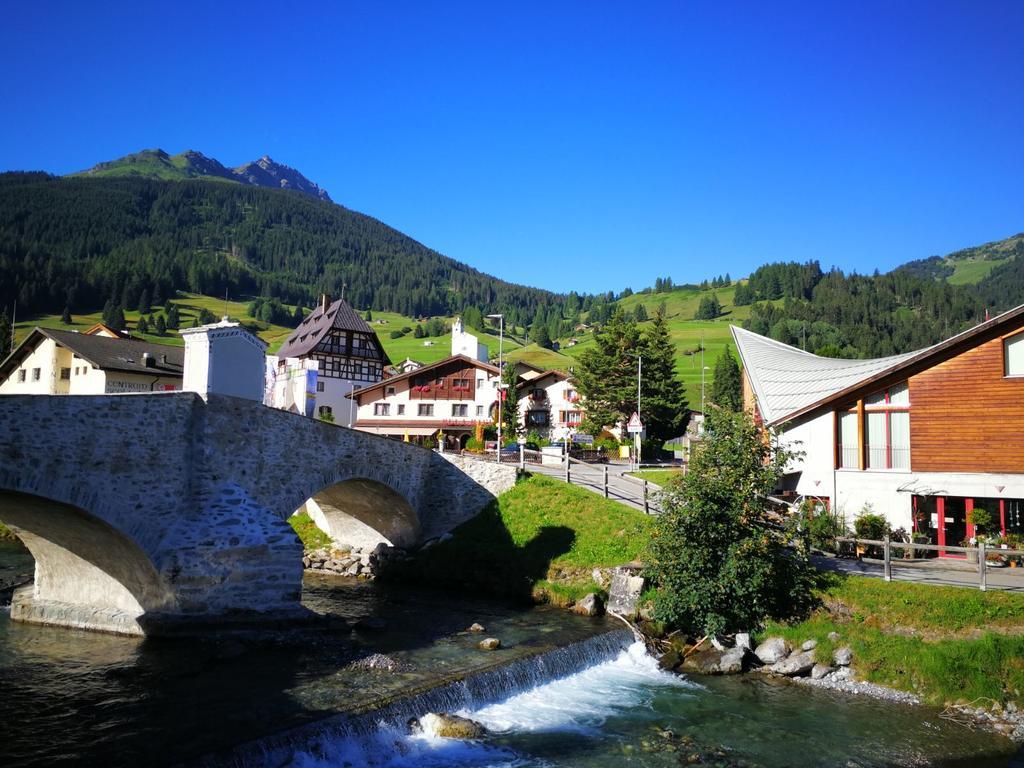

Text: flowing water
xmin=0 ymin=539 xmax=1019 ymax=768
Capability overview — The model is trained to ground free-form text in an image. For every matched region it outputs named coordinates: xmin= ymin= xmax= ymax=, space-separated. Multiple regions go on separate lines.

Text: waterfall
xmin=198 ymin=629 xmax=644 ymax=767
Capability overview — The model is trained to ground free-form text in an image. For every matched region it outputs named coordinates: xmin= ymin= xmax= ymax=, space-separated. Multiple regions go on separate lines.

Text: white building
xmin=180 ymin=317 xmax=268 ymax=402
xmin=733 ymin=305 xmax=1024 ymax=552
xmin=0 ymin=326 xmax=183 ymax=395
xmin=275 ymin=295 xmax=388 ymax=423
xmin=451 ymin=317 xmax=489 ymax=362
xmin=264 ymin=356 xmax=319 ymax=417
xmin=514 ymin=369 xmax=583 ymax=442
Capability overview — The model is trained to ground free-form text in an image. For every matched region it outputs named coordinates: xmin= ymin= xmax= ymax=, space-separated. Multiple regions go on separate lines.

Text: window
xmin=318 ymin=405 xmax=333 ymax=418
xmin=17 ymin=369 xmax=25 ymax=382
xmin=374 ymin=403 xmax=390 ymax=416
xmin=530 ymin=388 xmax=546 ymax=401
xmin=1006 ymin=333 xmax=1024 ymax=376
xmin=564 ymin=388 xmax=578 ymax=402
xmin=418 ymin=404 xmax=434 ymax=416
xmin=397 ymin=404 xmax=405 ymax=415
xmin=386 ymin=386 xmax=396 ymax=396
xmin=560 ymin=410 xmax=582 ymax=425
xmin=864 ymin=383 xmax=910 ymax=470
xmin=476 ymin=378 xmax=484 ymax=388
xmin=31 ymin=368 xmax=40 ymax=381
xmin=60 ymin=368 xmax=71 ymax=380
xmin=837 ymin=411 xmax=858 ymax=468
xmin=452 ymin=404 xmax=468 ymax=417
xmin=453 ymin=378 xmax=470 ymax=390
xmin=476 ymin=405 xmax=484 ymax=417
xmin=317 ymin=381 xmax=325 ymax=392
xmin=526 ymin=410 xmax=549 ymax=426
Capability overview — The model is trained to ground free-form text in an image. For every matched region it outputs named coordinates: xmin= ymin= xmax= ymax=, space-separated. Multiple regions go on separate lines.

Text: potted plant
xmin=853 ymin=507 xmax=890 ymax=559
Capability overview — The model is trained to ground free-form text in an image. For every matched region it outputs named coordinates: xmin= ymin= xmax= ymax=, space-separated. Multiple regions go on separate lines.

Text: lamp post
xmin=701 ymin=365 xmax=710 ymax=415
xmin=486 ymin=313 xmax=504 ymax=462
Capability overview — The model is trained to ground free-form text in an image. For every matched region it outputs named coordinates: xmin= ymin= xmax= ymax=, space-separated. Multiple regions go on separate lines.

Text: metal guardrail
xmin=835 ymin=536 xmax=1024 ymax=592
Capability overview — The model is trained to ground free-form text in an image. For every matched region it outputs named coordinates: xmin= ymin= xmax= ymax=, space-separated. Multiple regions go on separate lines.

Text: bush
xmin=968 ymin=507 xmax=994 ymax=534
xmin=465 ymin=437 xmax=485 ymax=452
xmin=787 ymin=500 xmax=847 ymax=552
xmin=389 ymin=330 xmax=404 ymax=339
xmin=422 ymin=437 xmax=437 ymax=449
xmin=650 ymin=409 xmax=814 ymax=637
xmin=854 ymin=509 xmax=890 ymax=541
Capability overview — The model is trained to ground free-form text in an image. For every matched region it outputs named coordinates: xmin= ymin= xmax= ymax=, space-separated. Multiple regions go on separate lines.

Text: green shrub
xmin=389 ymin=330 xmax=403 ymax=339
xmin=967 ymin=507 xmax=994 ymax=534
xmin=854 ymin=510 xmax=890 ymax=540
xmin=465 ymin=437 xmax=484 ymax=452
xmin=787 ymin=501 xmax=847 ymax=552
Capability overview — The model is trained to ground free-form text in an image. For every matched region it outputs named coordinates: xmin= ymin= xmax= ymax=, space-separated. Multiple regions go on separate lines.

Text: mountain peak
xmin=73 ymin=149 xmax=331 ymax=202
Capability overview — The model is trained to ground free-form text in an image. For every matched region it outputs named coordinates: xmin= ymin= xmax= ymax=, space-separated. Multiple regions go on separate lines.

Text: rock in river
xmin=571 ymin=593 xmax=603 ymax=617
xmin=467 ymin=622 xmax=486 ymax=633
xmin=414 ymin=712 xmax=487 ymax=739
xmin=478 ymin=637 xmax=501 ymax=650
xmin=769 ymin=650 xmax=816 ymax=677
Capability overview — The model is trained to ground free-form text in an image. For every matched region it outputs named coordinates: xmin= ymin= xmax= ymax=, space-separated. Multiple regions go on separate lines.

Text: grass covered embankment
xmin=762 ymin=574 xmax=1024 ymax=707
xmin=628 ymin=469 xmax=683 ymax=486
xmin=390 ymin=474 xmax=653 ymax=606
xmin=288 ymin=511 xmax=332 ymax=550
xmin=0 ymin=521 xmax=15 ymax=541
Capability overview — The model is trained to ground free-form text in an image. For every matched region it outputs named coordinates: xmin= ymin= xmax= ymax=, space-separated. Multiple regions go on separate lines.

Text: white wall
xmin=516 ymin=376 xmax=583 ymax=441
xmin=776 ymin=412 xmax=837 ymax=501
xmin=354 ymin=367 xmax=501 ymax=428
xmin=182 ymin=323 xmax=266 ymax=402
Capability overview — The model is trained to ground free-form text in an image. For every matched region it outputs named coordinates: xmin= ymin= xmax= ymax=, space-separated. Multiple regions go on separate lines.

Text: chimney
xmin=142 ymin=352 xmax=156 ymax=368
xmin=319 ymin=294 xmax=331 ymax=313
xmin=160 ymin=354 xmax=168 ymax=366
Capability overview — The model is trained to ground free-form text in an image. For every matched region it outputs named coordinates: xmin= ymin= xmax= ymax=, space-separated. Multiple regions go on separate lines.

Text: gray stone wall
xmin=0 ymin=392 xmax=518 ymax=634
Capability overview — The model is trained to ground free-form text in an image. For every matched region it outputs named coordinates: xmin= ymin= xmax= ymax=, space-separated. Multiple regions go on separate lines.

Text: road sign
xmin=627 ymin=412 xmax=644 ymax=434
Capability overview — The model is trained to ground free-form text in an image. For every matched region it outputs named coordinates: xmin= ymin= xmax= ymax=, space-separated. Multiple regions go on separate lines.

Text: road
xmin=812 ymin=552 xmax=1024 ymax=593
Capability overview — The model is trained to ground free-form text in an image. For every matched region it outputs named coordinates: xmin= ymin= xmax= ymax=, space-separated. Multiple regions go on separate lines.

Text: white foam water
xmin=287 ymin=641 xmax=690 ymax=768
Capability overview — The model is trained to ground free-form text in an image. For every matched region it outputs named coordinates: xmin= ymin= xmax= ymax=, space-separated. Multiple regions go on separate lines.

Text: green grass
xmin=946 ymin=257 xmax=1012 ymax=285
xmin=628 ymin=469 xmax=683 ymax=486
xmin=762 ymin=575 xmax=1024 ymax=706
xmin=288 ymin=511 xmax=333 ymax=551
xmin=0 ymin=521 xmax=15 ymax=540
xmin=391 ymin=474 xmax=653 ymax=605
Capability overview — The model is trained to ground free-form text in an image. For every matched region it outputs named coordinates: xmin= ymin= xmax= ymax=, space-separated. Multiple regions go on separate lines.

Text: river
xmin=0 ymin=539 xmax=1018 ymax=767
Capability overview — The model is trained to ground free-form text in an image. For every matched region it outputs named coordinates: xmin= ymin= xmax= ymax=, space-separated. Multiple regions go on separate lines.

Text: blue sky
xmin=2 ymin=1 xmax=1022 ymax=294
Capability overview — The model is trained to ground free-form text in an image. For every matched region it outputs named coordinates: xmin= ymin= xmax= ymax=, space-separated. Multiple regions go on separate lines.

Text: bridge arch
xmin=304 ymin=478 xmax=420 ymax=550
xmin=0 ymin=490 xmax=176 ymax=633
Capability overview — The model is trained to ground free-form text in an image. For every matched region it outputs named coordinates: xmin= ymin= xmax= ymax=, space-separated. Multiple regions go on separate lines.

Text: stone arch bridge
xmin=0 ymin=393 xmax=516 ymax=635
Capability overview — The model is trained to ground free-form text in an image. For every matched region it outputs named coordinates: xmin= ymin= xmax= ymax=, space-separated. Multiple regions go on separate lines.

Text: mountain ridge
xmin=73 ymin=148 xmax=332 ymax=201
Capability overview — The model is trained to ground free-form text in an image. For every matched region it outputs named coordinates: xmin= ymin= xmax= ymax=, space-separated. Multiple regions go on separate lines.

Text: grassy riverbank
xmin=288 ymin=511 xmax=332 ymax=550
xmin=391 ymin=474 xmax=653 ymax=606
xmin=762 ymin=575 xmax=1024 ymax=707
xmin=0 ymin=521 xmax=15 ymax=541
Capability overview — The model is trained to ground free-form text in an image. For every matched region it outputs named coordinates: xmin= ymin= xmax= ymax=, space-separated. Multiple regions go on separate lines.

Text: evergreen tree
xmin=365 ymin=309 xmax=373 ymax=321
xmin=634 ymin=303 xmax=648 ymax=322
xmin=152 ymin=284 xmax=163 ymax=309
xmin=413 ymin=324 xmax=425 ymax=338
xmin=733 ymin=282 xmax=754 ymax=306
xmin=61 ymin=306 xmax=72 ymax=325
xmin=198 ymin=308 xmax=216 ymax=325
xmin=500 ymin=363 xmax=520 ymax=441
xmin=574 ymin=308 xmax=641 ymax=434
xmin=638 ymin=306 xmax=688 ymax=443
xmin=136 ymin=315 xmax=149 ymax=335
xmin=0 ymin=308 xmax=11 ymax=356
xmin=462 ymin=305 xmax=483 ymax=331
xmin=166 ymin=304 xmax=180 ymax=330
xmin=694 ymin=293 xmax=721 ymax=320
xmin=710 ymin=347 xmax=742 ymax=411
xmin=292 ymin=304 xmax=305 ymax=326
xmin=154 ymin=314 xmax=166 ymax=335
xmin=137 ymin=289 xmax=150 ymax=315
xmin=531 ymin=323 xmax=552 ymax=349
xmin=103 ymin=301 xmax=126 ymax=332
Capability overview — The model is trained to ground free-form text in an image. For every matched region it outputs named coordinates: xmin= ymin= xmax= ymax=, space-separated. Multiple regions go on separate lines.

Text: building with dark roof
xmin=733 ymin=303 xmax=1024 ymax=551
xmin=274 ymin=295 xmax=389 ymax=423
xmin=0 ymin=327 xmax=184 ymax=395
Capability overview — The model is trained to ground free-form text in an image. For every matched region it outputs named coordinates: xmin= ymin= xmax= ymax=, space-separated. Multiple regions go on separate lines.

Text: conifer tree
xmin=137 ymin=289 xmax=150 ymax=315
xmin=136 ymin=315 xmax=149 ymax=335
xmin=710 ymin=347 xmax=742 ymax=411
xmin=574 ymin=308 xmax=641 ymax=434
xmin=61 ymin=306 xmax=72 ymax=325
xmin=166 ymin=304 xmax=180 ymax=330
xmin=365 ymin=309 xmax=373 ymax=321
xmin=531 ymin=323 xmax=552 ymax=349
xmin=634 ymin=304 xmax=648 ymax=322
xmin=292 ymin=304 xmax=305 ymax=326
xmin=154 ymin=314 xmax=166 ymax=335
xmin=500 ymin=363 xmax=521 ymax=441
xmin=0 ymin=308 xmax=11 ymax=356
xmin=638 ymin=306 xmax=688 ymax=442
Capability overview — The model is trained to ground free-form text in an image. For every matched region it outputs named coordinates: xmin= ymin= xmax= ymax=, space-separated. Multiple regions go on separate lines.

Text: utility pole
xmin=487 ymin=313 xmax=505 ymax=462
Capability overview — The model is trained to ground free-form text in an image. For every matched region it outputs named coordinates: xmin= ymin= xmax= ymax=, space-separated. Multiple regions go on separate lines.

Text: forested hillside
xmin=0 ymin=172 xmax=565 ymax=322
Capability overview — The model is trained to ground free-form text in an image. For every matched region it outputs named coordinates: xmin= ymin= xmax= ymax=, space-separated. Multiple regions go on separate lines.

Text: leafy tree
xmin=710 ymin=347 xmax=742 ymax=411
xmin=693 ymin=293 xmax=721 ymax=320
xmin=649 ymin=408 xmax=813 ymax=637
xmin=0 ymin=308 xmax=11 ymax=356
xmin=574 ymin=308 xmax=641 ymax=434
xmin=638 ymin=307 xmax=688 ymax=443
xmin=61 ymin=306 xmax=72 ymax=325
xmin=154 ymin=314 xmax=166 ymax=335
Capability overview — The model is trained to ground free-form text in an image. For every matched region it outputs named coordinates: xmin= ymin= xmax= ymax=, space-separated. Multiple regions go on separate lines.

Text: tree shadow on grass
xmin=384 ymin=502 xmax=577 ymax=603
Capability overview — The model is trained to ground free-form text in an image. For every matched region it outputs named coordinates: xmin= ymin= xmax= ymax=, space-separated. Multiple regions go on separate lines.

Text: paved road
xmin=524 ymin=461 xmax=665 ymax=513
xmin=813 ymin=553 xmax=1024 ymax=592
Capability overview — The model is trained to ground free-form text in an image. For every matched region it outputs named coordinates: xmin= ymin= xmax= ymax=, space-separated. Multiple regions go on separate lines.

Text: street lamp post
xmin=487 ymin=313 xmax=505 ymax=462
xmin=627 ymin=352 xmax=642 ymax=470
xmin=701 ymin=365 xmax=710 ymax=415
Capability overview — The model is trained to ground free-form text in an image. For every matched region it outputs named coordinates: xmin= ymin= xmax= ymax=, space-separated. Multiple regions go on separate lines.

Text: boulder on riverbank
xmin=571 ymin=593 xmax=604 ymax=617
xmin=753 ymin=637 xmax=791 ymax=665
xmin=679 ymin=646 xmax=750 ymax=675
xmin=768 ymin=650 xmax=816 ymax=677
xmin=478 ymin=637 xmax=501 ymax=650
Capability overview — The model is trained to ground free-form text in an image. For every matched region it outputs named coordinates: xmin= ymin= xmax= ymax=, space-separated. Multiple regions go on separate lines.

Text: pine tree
xmin=61 ymin=306 xmax=72 ymax=325
xmin=0 ymin=308 xmax=11 ymax=356
xmin=155 ymin=314 xmax=166 ymax=335
xmin=499 ymin=362 xmax=521 ymax=442
xmin=634 ymin=304 xmax=648 ymax=322
xmin=413 ymin=324 xmax=425 ymax=338
xmin=166 ymin=304 xmax=180 ymax=330
xmin=136 ymin=315 xmax=149 ymax=335
xmin=152 ymin=284 xmax=163 ymax=309
xmin=638 ymin=306 xmax=688 ymax=442
xmin=365 ymin=309 xmax=373 ymax=321
xmin=137 ymin=289 xmax=150 ymax=315
xmin=694 ymin=294 xmax=721 ymax=320
xmin=531 ymin=323 xmax=552 ymax=349
xmin=710 ymin=347 xmax=742 ymax=411
xmin=574 ymin=308 xmax=641 ymax=434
